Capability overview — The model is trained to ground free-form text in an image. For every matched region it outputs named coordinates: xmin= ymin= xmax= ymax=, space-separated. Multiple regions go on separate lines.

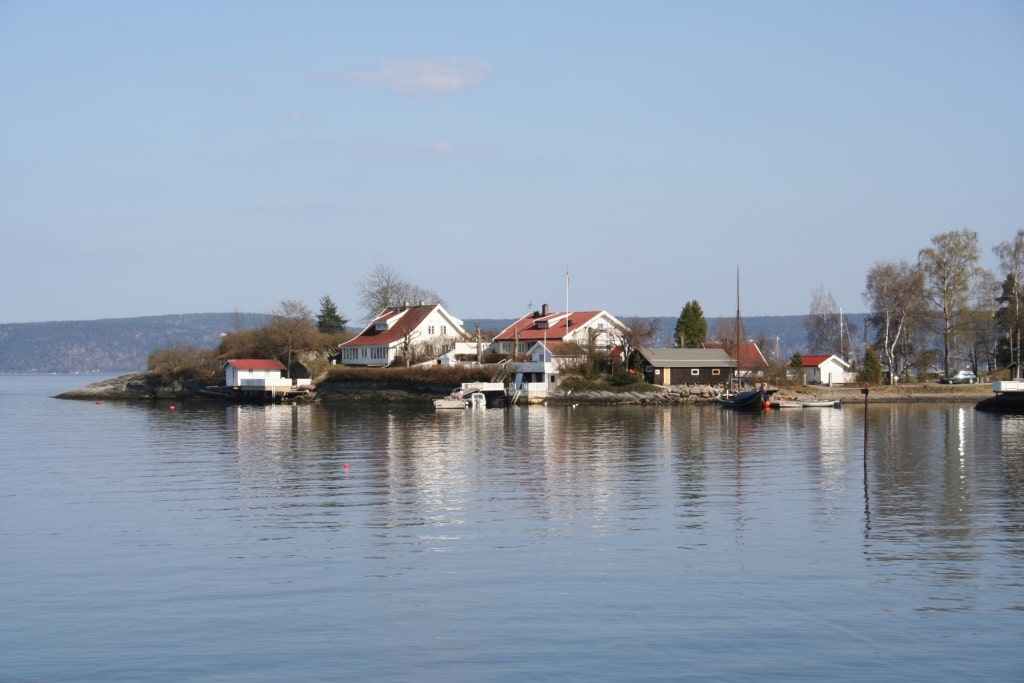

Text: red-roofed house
xmin=491 ymin=304 xmax=628 ymax=400
xmin=794 ymin=353 xmax=853 ymax=386
xmin=492 ymin=304 xmax=627 ymax=356
xmin=222 ymin=359 xmax=314 ymax=402
xmin=337 ymin=303 xmax=468 ymax=367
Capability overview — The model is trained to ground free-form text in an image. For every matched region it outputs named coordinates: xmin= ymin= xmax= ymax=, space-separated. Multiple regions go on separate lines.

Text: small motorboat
xmin=801 ymin=400 xmax=841 ymax=409
xmin=433 ymin=389 xmax=467 ymax=409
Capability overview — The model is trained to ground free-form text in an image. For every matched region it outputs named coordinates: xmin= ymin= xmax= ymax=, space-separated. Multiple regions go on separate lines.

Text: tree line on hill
xmin=0 ymin=311 xmax=815 ymax=377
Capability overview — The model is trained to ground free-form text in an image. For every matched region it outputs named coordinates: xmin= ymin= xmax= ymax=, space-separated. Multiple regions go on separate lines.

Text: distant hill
xmin=0 ymin=313 xmax=267 ymax=374
xmin=0 ymin=312 xmax=866 ymax=374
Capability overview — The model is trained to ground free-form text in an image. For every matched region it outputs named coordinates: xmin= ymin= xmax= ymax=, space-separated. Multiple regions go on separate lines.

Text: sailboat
xmin=718 ymin=266 xmax=768 ymax=409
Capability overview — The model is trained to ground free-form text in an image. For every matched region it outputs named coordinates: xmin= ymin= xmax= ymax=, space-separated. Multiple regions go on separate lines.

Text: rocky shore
xmin=55 ymin=373 xmax=993 ymax=406
xmin=541 ymin=382 xmax=991 ymax=406
xmin=54 ymin=373 xmax=209 ymax=400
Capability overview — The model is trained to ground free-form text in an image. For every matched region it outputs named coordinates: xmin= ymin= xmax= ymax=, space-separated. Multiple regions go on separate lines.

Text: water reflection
xmin=860 ymin=405 xmax=1024 ymax=609
xmin=130 ymin=399 xmax=1024 ymax=612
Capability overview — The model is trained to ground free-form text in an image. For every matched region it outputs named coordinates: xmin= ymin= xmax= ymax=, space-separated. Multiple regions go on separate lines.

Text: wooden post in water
xmin=861 ymin=383 xmax=870 ymax=459
xmin=861 ymin=382 xmax=871 ymax=533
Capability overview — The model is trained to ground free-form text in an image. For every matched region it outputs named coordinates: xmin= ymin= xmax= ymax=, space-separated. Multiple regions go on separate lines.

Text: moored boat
xmin=434 ymin=388 xmax=468 ymax=409
xmin=801 ymin=400 xmax=841 ymax=409
xmin=773 ymin=397 xmax=804 ymax=408
xmin=718 ymin=388 xmax=767 ymax=409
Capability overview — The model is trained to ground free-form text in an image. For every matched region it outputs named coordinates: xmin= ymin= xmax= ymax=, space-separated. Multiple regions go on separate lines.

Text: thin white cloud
xmin=321 ymin=57 xmax=494 ymax=98
xmin=353 ymin=139 xmax=494 ymax=162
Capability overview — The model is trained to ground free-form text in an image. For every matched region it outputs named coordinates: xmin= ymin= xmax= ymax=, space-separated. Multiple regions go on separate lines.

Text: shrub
xmin=322 ymin=365 xmax=493 ymax=385
xmin=609 ymin=367 xmax=643 ymax=386
xmin=147 ymin=345 xmax=222 ymax=384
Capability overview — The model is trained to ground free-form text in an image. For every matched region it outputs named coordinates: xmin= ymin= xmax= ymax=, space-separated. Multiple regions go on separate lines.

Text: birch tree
xmin=918 ymin=229 xmax=982 ymax=377
xmin=863 ymin=260 xmax=924 ymax=384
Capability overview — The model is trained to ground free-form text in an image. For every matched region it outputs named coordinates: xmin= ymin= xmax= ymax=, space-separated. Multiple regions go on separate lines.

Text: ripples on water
xmin=1 ymin=376 xmax=1023 ymax=682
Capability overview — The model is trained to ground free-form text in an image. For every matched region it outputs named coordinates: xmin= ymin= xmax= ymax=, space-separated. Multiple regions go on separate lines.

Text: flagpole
xmin=565 ymin=265 xmax=570 ymax=337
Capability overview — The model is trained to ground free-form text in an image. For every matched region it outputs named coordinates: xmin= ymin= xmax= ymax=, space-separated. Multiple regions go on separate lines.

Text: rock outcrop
xmin=54 ymin=373 xmax=208 ymax=400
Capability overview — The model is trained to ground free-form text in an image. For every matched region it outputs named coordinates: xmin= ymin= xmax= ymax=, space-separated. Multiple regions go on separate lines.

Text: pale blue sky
xmin=2 ymin=1 xmax=1022 ymax=324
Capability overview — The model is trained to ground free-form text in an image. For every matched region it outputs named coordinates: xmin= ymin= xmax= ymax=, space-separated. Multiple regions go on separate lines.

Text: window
xmin=691 ymin=368 xmax=700 ymax=376
xmin=712 ymin=369 xmax=721 ymax=376
xmin=428 ymin=325 xmax=435 ymax=335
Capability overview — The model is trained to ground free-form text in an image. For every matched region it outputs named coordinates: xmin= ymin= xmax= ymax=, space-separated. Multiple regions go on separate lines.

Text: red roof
xmin=341 ymin=305 xmax=438 ymax=347
xmin=704 ymin=341 xmax=768 ymax=368
xmin=799 ymin=354 xmax=833 ymax=367
xmin=226 ymin=359 xmax=287 ymax=371
xmin=493 ymin=310 xmax=603 ymax=342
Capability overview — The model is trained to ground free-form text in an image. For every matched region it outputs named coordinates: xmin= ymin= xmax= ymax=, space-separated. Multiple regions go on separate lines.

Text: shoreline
xmin=53 ymin=373 xmax=994 ymax=406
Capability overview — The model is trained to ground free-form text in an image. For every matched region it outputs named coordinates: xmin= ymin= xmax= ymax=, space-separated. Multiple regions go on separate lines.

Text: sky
xmin=2 ymin=1 xmax=1023 ymax=324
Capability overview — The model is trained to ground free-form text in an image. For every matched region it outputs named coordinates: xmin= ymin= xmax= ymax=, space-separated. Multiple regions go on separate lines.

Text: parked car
xmin=940 ymin=370 xmax=977 ymax=384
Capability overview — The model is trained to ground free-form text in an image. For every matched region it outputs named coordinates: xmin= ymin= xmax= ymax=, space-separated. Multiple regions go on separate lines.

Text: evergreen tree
xmin=316 ymin=295 xmax=347 ymax=334
xmin=674 ymin=300 xmax=707 ymax=348
xmin=862 ymin=347 xmax=883 ymax=384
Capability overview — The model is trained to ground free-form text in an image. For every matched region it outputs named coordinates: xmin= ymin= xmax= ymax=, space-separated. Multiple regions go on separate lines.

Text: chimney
xmin=542 ymin=303 xmax=549 ymax=316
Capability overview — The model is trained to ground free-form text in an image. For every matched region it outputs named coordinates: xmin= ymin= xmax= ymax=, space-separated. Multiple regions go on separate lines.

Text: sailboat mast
xmin=736 ymin=265 xmax=744 ymax=381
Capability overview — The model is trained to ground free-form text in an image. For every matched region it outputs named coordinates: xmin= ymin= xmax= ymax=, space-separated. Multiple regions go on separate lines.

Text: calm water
xmin=2 ymin=375 xmax=1022 ymax=682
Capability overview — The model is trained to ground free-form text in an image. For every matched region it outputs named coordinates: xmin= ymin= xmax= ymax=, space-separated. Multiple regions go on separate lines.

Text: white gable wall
xmin=802 ymin=356 xmax=854 ymax=385
xmin=565 ymin=312 xmax=624 ymax=351
xmin=225 ymin=365 xmax=283 ymax=387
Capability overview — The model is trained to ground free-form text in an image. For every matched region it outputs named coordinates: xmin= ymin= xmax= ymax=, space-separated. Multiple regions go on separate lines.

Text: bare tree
xmin=863 ymin=260 xmax=925 ymax=384
xmin=805 ymin=286 xmax=841 ymax=355
xmin=356 ymin=263 xmax=445 ymax=322
xmin=268 ymin=300 xmax=316 ymax=378
xmin=918 ymin=229 xmax=982 ymax=377
xmin=612 ymin=317 xmax=658 ymax=371
xmin=962 ymin=271 xmax=1000 ymax=376
xmin=994 ymin=229 xmax=1024 ymax=377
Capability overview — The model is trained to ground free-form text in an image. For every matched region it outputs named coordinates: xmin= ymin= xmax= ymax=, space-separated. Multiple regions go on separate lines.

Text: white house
xmin=491 ymin=304 xmax=627 ymax=357
xmin=502 ymin=340 xmax=588 ymax=401
xmin=337 ymin=303 xmax=469 ymax=367
xmin=795 ymin=354 xmax=854 ymax=386
xmin=489 ymin=305 xmax=629 ymax=401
